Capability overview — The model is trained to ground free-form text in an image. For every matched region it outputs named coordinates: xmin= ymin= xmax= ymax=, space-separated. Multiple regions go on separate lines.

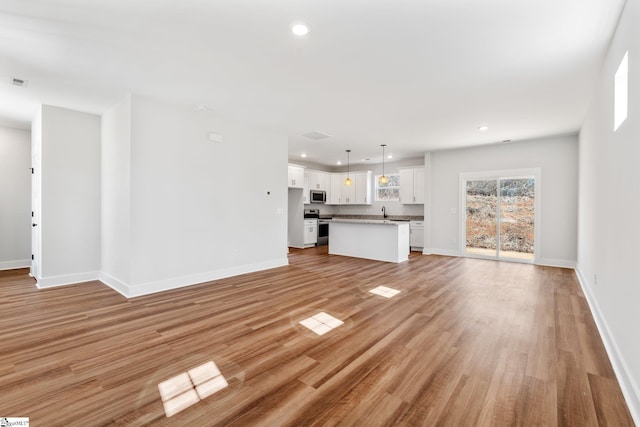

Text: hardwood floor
xmin=0 ymin=248 xmax=634 ymax=426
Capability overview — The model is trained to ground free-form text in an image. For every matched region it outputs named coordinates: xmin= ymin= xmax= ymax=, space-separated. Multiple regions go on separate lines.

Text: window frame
xmin=375 ymin=173 xmax=400 ymax=202
xmin=614 ymin=51 xmax=629 ymax=132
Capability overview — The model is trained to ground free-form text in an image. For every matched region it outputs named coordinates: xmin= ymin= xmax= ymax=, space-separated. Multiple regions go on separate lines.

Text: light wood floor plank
xmin=0 ymin=249 xmax=634 ymax=426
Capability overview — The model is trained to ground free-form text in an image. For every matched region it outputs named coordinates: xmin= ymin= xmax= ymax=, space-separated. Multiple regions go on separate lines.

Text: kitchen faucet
xmin=382 ymin=206 xmax=388 ymax=218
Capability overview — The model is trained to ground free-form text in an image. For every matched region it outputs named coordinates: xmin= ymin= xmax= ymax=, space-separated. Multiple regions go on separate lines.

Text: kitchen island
xmin=328 ymin=219 xmax=410 ymax=263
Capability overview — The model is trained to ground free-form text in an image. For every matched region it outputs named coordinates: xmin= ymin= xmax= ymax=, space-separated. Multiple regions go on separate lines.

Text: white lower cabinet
xmin=304 ymin=219 xmax=317 ymax=246
xmin=410 ymin=221 xmax=424 ymax=251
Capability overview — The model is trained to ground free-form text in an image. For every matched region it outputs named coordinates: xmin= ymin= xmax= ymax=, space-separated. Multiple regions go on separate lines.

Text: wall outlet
xmin=594 ymin=274 xmax=598 ymax=285
xmin=449 ymin=207 xmax=457 ymax=214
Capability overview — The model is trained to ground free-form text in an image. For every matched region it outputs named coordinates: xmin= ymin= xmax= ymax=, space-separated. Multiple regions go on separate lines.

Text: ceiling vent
xmin=11 ymin=77 xmax=28 ymax=87
xmin=303 ymin=130 xmax=331 ymax=140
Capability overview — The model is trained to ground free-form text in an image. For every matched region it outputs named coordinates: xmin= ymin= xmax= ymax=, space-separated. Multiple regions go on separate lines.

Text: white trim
xmin=575 ymin=266 xmax=640 ymax=425
xmin=120 ymin=258 xmax=289 ymax=298
xmin=426 ymin=248 xmax=461 ymax=257
xmin=35 ymin=271 xmax=100 ymax=288
xmin=0 ymin=259 xmax=31 ymax=271
xmin=534 ymin=258 xmax=576 ymax=269
xmin=99 ymin=272 xmax=130 ymax=298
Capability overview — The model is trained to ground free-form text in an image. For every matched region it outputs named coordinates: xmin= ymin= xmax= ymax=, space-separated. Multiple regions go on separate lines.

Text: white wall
xmin=100 ymin=94 xmax=289 ymax=297
xmin=35 ymin=105 xmax=101 ymax=286
xmin=577 ymin=0 xmax=640 ymax=421
xmin=0 ymin=127 xmax=31 ymax=270
xmin=101 ymin=95 xmax=132 ymax=287
xmin=427 ymin=135 xmax=579 ymax=267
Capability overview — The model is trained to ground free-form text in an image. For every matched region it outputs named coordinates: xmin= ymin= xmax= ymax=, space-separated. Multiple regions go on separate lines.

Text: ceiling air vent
xmin=303 ymin=131 xmax=331 ymax=140
xmin=11 ymin=77 xmax=28 ymax=87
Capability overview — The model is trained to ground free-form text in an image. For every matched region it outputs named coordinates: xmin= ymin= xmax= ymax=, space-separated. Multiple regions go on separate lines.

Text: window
xmin=375 ymin=174 xmax=400 ymax=201
xmin=614 ymin=51 xmax=628 ymax=131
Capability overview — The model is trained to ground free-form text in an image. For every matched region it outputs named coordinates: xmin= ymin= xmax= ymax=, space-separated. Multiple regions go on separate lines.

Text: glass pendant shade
xmin=344 ymin=149 xmax=352 ymax=186
xmin=378 ymin=144 xmax=388 ymax=185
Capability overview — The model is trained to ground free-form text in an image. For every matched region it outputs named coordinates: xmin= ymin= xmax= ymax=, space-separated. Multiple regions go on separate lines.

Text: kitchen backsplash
xmin=306 ymin=201 xmax=424 ymax=218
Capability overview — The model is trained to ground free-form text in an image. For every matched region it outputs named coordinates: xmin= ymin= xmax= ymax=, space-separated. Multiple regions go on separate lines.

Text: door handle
xmin=32 ymin=223 xmax=37 ymax=227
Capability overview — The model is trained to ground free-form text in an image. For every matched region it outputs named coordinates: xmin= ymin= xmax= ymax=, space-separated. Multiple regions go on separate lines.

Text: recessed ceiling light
xmin=336 ymin=161 xmax=342 ymax=165
xmin=387 ymin=155 xmax=393 ymax=159
xmin=478 ymin=125 xmax=489 ymax=131
xmin=291 ymin=22 xmax=310 ymax=36
xmin=301 ymin=153 xmax=307 ymax=158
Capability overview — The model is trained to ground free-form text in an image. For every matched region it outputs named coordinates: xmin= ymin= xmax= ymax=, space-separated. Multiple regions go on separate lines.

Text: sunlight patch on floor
xmin=299 ymin=312 xmax=344 ymax=335
xmin=158 ymin=361 xmax=228 ymax=417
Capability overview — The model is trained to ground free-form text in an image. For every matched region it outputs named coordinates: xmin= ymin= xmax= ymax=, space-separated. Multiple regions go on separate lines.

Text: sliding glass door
xmin=498 ymin=178 xmax=535 ymax=260
xmin=465 ymin=180 xmax=498 ymax=257
xmin=462 ymin=171 xmax=538 ymax=262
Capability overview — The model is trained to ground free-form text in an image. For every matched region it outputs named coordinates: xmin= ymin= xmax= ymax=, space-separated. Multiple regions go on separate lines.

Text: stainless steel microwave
xmin=310 ymin=190 xmax=326 ymax=203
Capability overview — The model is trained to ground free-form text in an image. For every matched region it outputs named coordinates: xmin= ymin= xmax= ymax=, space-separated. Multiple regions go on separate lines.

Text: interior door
xmin=30 ymin=139 xmax=40 ymax=279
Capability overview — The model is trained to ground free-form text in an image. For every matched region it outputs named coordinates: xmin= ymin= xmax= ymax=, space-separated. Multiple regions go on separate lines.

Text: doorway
xmin=460 ymin=169 xmax=540 ymax=262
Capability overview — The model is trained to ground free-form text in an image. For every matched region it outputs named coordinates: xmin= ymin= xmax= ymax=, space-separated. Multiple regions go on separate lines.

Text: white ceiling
xmin=0 ymin=0 xmax=626 ymax=166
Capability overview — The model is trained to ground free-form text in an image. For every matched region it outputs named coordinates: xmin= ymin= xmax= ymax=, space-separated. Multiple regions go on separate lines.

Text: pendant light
xmin=344 ymin=149 xmax=353 ymax=186
xmin=378 ymin=144 xmax=389 ymax=185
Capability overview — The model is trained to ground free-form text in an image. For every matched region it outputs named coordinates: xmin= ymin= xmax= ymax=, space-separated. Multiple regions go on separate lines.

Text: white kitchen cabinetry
xmin=304 ymin=170 xmax=330 ymax=204
xmin=303 ymin=174 xmax=310 ymax=204
xmin=304 ymin=219 xmax=317 ymax=246
xmin=307 ymin=170 xmax=330 ymax=192
xmin=399 ymin=167 xmax=425 ymax=204
xmin=410 ymin=220 xmax=424 ymax=251
xmin=328 ymin=171 xmax=372 ymax=205
xmin=353 ymin=171 xmax=372 ymax=205
xmin=329 ymin=173 xmax=343 ymax=204
xmin=288 ymin=164 xmax=305 ymax=189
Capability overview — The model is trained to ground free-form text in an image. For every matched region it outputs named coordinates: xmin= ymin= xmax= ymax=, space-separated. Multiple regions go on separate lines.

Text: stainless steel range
xmin=317 ymin=218 xmax=329 ymax=246
xmin=304 ymin=208 xmax=329 ymax=246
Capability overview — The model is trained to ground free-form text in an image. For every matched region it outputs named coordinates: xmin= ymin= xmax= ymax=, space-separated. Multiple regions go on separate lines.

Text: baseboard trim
xmin=421 ymin=252 xmax=576 ymax=269
xmin=0 ymin=259 xmax=31 ymax=271
xmin=36 ymin=271 xmax=100 ymax=288
xmin=98 ymin=272 xmax=130 ymax=298
xmin=122 ymin=258 xmax=290 ymax=298
xmin=575 ymin=266 xmax=640 ymax=425
xmin=535 ymin=258 xmax=576 ymax=269
xmin=426 ymin=248 xmax=461 ymax=257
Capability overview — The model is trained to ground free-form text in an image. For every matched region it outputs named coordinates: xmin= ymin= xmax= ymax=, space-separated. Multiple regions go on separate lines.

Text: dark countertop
xmin=319 ymin=214 xmax=424 ymax=221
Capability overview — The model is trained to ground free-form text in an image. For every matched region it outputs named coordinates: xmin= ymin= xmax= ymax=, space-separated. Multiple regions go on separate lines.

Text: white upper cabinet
xmin=399 ymin=167 xmax=425 ymax=204
xmin=353 ymin=171 xmax=372 ymax=205
xmin=329 ymin=173 xmax=343 ymax=204
xmin=288 ymin=164 xmax=304 ymax=188
xmin=307 ymin=170 xmax=330 ymax=192
xmin=303 ymin=174 xmax=310 ymax=203
xmin=327 ymin=171 xmax=372 ymax=205
xmin=304 ymin=170 xmax=331 ymax=204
